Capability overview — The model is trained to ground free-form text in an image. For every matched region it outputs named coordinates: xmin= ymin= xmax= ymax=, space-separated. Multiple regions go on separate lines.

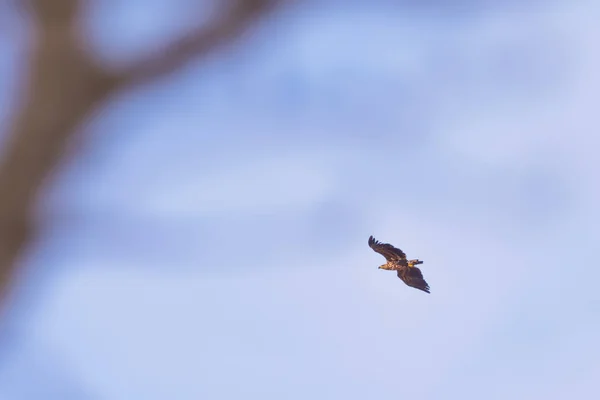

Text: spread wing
xmin=368 ymin=235 xmax=407 ymax=262
xmin=397 ymin=267 xmax=430 ymax=294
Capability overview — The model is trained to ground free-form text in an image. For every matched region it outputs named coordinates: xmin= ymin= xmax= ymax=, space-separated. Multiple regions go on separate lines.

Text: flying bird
xmin=368 ymin=235 xmax=430 ymax=293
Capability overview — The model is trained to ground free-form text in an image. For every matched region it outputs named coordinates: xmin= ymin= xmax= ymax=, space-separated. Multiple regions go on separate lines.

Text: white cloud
xmin=26 ymin=196 xmax=547 ymax=399
xmin=142 ymin=147 xmax=347 ymax=217
xmin=431 ymin=1 xmax=600 ymax=174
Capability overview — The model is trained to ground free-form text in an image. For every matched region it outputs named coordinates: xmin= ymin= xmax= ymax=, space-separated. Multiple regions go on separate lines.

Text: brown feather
xmin=368 ymin=235 xmax=407 ymax=261
xmin=369 ymin=235 xmax=430 ymax=294
xmin=397 ymin=267 xmax=430 ymax=293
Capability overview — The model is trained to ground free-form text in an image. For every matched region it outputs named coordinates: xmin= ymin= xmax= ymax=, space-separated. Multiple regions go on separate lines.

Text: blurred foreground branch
xmin=0 ymin=0 xmax=281 ymax=310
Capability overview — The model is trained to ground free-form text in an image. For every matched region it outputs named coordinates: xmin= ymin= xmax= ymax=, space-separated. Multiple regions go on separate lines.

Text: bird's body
xmin=368 ymin=235 xmax=430 ymax=293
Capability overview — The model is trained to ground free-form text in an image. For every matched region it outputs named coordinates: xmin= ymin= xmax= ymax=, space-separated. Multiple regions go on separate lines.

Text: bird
xmin=368 ymin=235 xmax=430 ymax=293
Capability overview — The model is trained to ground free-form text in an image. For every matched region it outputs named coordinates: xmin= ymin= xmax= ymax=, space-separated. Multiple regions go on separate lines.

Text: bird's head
xmin=378 ymin=264 xmax=389 ymax=270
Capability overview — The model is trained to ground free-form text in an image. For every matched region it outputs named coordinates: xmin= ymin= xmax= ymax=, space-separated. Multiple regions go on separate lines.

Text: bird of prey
xmin=368 ymin=235 xmax=430 ymax=293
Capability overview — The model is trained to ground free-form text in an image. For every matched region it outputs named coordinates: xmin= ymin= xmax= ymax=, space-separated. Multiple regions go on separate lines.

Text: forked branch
xmin=0 ymin=0 xmax=283 ymax=310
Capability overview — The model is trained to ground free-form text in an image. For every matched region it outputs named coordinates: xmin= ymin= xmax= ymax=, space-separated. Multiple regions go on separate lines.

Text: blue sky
xmin=0 ymin=0 xmax=599 ymax=399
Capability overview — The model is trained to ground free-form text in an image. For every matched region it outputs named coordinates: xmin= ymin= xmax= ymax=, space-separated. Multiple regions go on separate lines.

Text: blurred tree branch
xmin=0 ymin=0 xmax=282 ymax=310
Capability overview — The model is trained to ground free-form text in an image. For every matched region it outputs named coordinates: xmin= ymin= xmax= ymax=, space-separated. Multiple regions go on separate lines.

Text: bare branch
xmin=25 ymin=0 xmax=80 ymax=26
xmin=0 ymin=0 xmax=116 ymax=307
xmin=0 ymin=0 xmax=284 ymax=310
xmin=110 ymin=0 xmax=283 ymax=89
